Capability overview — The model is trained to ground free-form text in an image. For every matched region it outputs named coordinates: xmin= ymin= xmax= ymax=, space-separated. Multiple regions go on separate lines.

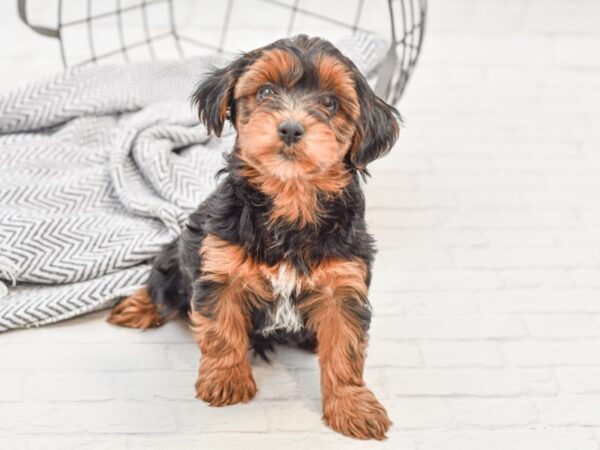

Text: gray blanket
xmin=0 ymin=34 xmax=386 ymax=332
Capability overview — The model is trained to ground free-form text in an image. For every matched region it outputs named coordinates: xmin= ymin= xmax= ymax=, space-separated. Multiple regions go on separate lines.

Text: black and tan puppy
xmin=109 ymin=35 xmax=400 ymax=440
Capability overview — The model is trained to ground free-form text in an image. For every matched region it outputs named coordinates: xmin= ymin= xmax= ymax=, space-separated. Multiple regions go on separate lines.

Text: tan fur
xmin=233 ymin=51 xmax=361 ymax=225
xmin=234 ymin=48 xmax=301 ymax=99
xmin=107 ymin=287 xmax=163 ymax=329
xmin=111 ymin=40 xmax=395 ymax=439
xmin=191 ymin=311 xmax=257 ymax=406
xmin=300 ymin=259 xmax=391 ymax=440
xmin=316 ymin=54 xmax=360 ymax=122
xmin=198 ymin=234 xmax=273 ymax=302
xmin=239 ymin=162 xmax=350 ymax=226
xmin=111 ymin=237 xmax=388 ymax=437
xmin=191 ymin=235 xmax=277 ymax=406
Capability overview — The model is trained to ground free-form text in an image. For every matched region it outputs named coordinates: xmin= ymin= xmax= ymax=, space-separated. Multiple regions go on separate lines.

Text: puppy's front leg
xmin=190 ymin=235 xmax=268 ymax=406
xmin=190 ymin=306 xmax=256 ymax=407
xmin=302 ymin=259 xmax=391 ymax=440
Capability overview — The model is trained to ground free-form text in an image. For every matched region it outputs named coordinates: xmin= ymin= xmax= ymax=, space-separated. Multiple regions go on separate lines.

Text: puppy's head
xmin=192 ymin=35 xmax=400 ymax=181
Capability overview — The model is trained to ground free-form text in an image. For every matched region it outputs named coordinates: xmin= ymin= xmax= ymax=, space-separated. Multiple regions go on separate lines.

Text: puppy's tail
xmin=108 ymin=287 xmax=164 ymax=330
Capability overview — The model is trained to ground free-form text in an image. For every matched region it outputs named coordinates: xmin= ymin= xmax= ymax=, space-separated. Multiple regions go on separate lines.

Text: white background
xmin=1 ymin=0 xmax=600 ymax=449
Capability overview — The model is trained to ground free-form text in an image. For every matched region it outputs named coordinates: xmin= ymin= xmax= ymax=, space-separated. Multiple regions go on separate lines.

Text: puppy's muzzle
xmin=278 ymin=120 xmax=305 ymax=145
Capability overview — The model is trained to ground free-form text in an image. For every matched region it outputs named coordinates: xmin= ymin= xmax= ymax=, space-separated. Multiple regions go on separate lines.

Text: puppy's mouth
xmin=277 ymin=146 xmax=299 ymax=161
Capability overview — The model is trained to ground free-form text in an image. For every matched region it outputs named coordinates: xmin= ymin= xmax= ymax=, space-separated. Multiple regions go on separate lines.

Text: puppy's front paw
xmin=195 ymin=360 xmax=257 ymax=406
xmin=323 ymin=385 xmax=391 ymax=440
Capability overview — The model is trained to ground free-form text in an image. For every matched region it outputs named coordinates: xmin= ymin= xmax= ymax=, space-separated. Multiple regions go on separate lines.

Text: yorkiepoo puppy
xmin=109 ymin=35 xmax=400 ymax=440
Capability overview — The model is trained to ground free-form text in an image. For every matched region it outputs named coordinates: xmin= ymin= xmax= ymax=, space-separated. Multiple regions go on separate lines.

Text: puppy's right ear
xmin=191 ymin=54 xmax=256 ymax=137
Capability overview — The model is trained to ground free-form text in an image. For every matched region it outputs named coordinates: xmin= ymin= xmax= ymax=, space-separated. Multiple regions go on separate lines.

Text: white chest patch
xmin=259 ymin=264 xmax=304 ymax=336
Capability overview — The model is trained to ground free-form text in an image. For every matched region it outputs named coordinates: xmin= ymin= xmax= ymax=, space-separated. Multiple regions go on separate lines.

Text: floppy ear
xmin=191 ymin=54 xmax=255 ymax=137
xmin=349 ymin=71 xmax=401 ymax=171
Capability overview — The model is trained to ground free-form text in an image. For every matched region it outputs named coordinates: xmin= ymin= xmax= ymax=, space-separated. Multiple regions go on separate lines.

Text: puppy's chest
xmin=259 ymin=264 xmax=304 ymax=336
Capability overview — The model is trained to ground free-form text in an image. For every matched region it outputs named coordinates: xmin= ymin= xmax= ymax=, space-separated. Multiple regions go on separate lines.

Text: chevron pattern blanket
xmin=0 ymin=34 xmax=386 ymax=332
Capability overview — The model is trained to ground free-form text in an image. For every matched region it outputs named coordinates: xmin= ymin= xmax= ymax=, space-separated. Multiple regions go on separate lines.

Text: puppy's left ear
xmin=191 ymin=54 xmax=256 ymax=137
xmin=349 ymin=71 xmax=401 ymax=171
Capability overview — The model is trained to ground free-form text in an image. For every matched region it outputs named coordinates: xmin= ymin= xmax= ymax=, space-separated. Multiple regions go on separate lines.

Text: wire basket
xmin=18 ymin=0 xmax=426 ymax=104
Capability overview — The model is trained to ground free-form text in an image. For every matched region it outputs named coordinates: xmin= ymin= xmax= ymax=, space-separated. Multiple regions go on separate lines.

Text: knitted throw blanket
xmin=0 ymin=33 xmax=386 ymax=331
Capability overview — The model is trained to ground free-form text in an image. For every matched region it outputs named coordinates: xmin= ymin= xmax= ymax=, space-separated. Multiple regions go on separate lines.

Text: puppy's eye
xmin=322 ymin=95 xmax=338 ymax=113
xmin=257 ymin=85 xmax=275 ymax=101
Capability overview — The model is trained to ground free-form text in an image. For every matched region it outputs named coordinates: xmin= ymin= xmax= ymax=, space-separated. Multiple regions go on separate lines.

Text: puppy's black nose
xmin=278 ymin=121 xmax=305 ymax=145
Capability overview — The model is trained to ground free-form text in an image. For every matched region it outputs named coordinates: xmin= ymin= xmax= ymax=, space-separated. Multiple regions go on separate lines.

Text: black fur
xmin=351 ymin=73 xmax=401 ymax=170
xmin=147 ymin=35 xmax=399 ymax=360
xmin=147 ymin=152 xmax=376 ymax=359
xmin=192 ymin=55 xmax=257 ymax=137
xmin=192 ymin=35 xmax=401 ymax=170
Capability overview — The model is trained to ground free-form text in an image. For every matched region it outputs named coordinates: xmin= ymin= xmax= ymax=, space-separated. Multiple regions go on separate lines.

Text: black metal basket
xmin=18 ymin=0 xmax=426 ymax=104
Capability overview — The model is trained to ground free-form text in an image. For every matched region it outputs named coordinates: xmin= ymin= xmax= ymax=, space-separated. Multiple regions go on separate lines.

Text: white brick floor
xmin=2 ymin=0 xmax=600 ymax=449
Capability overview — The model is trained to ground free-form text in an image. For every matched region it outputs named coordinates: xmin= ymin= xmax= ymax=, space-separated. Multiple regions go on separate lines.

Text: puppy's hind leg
xmin=108 ymin=287 xmax=163 ymax=329
xmin=108 ymin=239 xmax=186 ymax=329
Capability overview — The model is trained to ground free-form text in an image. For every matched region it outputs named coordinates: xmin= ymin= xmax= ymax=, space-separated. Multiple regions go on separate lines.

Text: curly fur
xmin=109 ymin=35 xmax=400 ymax=440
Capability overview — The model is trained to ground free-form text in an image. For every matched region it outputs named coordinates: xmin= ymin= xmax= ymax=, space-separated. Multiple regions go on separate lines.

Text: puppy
xmin=109 ymin=35 xmax=400 ymax=440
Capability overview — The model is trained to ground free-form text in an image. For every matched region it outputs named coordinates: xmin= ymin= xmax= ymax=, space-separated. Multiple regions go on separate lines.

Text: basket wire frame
xmin=18 ymin=0 xmax=426 ymax=104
